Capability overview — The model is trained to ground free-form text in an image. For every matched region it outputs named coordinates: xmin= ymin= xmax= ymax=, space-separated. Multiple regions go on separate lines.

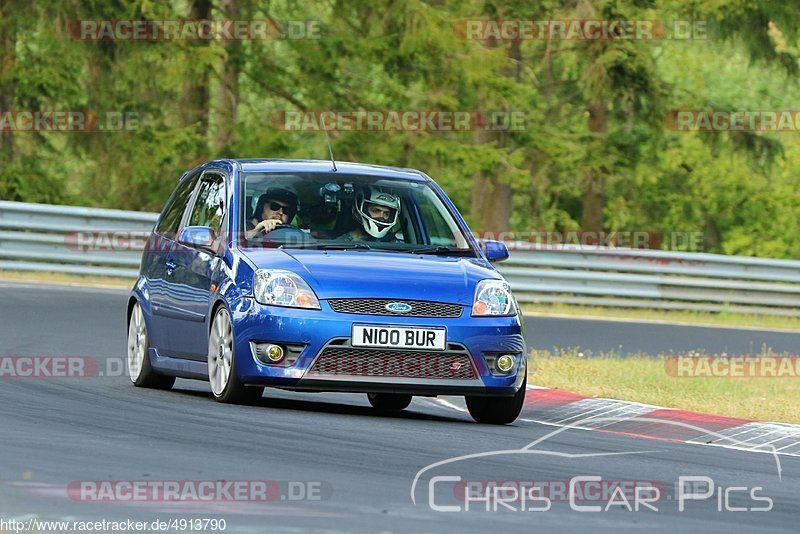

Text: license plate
xmin=352 ymin=325 xmax=446 ymax=351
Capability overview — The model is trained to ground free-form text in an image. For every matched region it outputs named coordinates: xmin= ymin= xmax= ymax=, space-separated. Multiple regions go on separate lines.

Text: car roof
xmin=227 ymin=159 xmax=429 ymax=182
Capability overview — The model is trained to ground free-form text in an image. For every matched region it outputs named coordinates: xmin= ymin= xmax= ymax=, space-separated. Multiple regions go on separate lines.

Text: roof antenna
xmin=322 ymin=125 xmax=337 ymax=172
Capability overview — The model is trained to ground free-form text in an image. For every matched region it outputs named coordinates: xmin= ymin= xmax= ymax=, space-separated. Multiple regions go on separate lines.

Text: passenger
xmin=337 ymin=187 xmax=400 ymax=242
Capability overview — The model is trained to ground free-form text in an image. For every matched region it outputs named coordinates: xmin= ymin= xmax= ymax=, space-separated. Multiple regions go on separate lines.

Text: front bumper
xmin=229 ymin=297 xmax=526 ymax=396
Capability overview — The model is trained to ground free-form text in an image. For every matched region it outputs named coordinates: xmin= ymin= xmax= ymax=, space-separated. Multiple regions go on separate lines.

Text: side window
xmin=415 ymin=188 xmax=465 ymax=247
xmin=187 ymin=175 xmax=226 ymax=231
xmin=156 ymin=174 xmax=198 ymax=237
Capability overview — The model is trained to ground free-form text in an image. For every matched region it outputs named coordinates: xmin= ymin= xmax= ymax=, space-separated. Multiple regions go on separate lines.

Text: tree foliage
xmin=1 ymin=0 xmax=799 ymax=258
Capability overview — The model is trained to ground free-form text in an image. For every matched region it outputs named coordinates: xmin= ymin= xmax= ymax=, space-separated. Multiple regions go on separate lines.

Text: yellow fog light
xmin=496 ymin=355 xmax=515 ymax=373
xmin=266 ymin=344 xmax=284 ymax=362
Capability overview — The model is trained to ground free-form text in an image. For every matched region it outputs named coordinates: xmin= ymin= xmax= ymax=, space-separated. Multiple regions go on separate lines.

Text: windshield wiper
xmin=279 ymin=243 xmax=372 ymax=251
xmin=319 ymin=243 xmax=371 ymax=250
xmin=406 ymin=246 xmax=473 ymax=255
xmin=279 ymin=243 xmax=469 ymax=254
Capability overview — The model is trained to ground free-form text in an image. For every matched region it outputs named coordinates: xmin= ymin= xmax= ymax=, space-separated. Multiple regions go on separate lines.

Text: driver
xmin=338 ymin=187 xmax=400 ymax=242
xmin=245 ymin=188 xmax=298 ymax=239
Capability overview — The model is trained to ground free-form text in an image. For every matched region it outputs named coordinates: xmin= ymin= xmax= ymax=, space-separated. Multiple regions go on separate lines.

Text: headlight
xmin=472 ymin=279 xmax=516 ymax=316
xmin=253 ymin=269 xmax=321 ymax=309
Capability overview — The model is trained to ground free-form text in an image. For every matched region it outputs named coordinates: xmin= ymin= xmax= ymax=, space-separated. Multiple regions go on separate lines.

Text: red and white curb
xmin=434 ymin=386 xmax=800 ymax=457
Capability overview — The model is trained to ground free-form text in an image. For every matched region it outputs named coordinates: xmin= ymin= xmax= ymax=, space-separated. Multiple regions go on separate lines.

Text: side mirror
xmin=481 ymin=240 xmax=509 ymax=262
xmin=179 ymin=226 xmax=218 ymax=254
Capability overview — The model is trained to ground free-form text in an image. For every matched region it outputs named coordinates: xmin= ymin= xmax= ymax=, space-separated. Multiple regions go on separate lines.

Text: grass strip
xmin=529 ymin=348 xmax=800 ymax=424
xmin=522 ymin=302 xmax=800 ymax=332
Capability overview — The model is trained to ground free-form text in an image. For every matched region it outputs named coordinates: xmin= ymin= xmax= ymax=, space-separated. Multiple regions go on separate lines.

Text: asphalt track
xmin=0 ymin=282 xmax=798 ymax=533
xmin=526 ymin=316 xmax=800 ymax=356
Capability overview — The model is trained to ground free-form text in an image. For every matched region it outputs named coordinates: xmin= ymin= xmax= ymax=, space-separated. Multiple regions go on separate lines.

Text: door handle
xmin=165 ymin=260 xmax=177 ymax=275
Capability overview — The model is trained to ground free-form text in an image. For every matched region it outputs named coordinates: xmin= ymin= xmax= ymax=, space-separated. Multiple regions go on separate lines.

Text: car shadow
xmin=170 ymin=386 xmax=467 ymax=423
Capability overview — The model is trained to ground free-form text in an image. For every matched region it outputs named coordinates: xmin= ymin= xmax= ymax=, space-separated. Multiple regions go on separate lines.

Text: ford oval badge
xmin=385 ymin=302 xmax=412 ymax=313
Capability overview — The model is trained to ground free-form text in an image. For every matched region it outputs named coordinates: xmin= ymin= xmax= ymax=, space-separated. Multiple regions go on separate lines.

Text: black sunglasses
xmin=266 ymin=200 xmax=295 ymax=215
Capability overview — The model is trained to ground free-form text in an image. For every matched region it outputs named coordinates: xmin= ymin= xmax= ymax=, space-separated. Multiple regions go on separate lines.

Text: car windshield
xmin=241 ymin=172 xmax=475 ymax=255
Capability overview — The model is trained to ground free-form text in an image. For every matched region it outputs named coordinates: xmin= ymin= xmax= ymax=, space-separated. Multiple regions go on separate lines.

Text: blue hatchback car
xmin=127 ymin=159 xmax=527 ymax=424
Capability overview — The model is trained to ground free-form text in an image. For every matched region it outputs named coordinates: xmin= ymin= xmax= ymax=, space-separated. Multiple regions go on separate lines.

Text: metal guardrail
xmin=0 ymin=200 xmax=155 ymax=279
xmin=1 ymin=200 xmax=799 ymax=316
xmin=500 ymin=246 xmax=800 ymax=316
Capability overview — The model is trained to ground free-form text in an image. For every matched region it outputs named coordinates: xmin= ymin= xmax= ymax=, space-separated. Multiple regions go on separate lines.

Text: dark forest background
xmin=1 ymin=0 xmax=799 ymax=258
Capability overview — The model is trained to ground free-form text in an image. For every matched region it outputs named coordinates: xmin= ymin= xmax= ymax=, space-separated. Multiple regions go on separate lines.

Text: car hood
xmin=240 ymin=248 xmax=499 ymax=304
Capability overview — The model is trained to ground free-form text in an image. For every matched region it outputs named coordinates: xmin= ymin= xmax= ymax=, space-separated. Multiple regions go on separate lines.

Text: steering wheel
xmin=254 ymin=224 xmax=315 ymax=245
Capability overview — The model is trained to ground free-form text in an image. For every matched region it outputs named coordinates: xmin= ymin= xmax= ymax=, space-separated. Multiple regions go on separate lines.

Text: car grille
xmin=307 ymin=346 xmax=476 ymax=380
xmin=327 ymin=299 xmax=462 ymax=318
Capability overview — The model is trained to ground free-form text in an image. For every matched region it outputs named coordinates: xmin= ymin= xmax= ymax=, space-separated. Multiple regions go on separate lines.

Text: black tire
xmin=466 ymin=376 xmax=526 ymax=425
xmin=367 ymin=393 xmax=413 ymax=412
xmin=216 ymin=382 xmax=265 ymax=405
xmin=127 ymin=302 xmax=175 ymax=390
xmin=208 ymin=307 xmax=264 ymax=404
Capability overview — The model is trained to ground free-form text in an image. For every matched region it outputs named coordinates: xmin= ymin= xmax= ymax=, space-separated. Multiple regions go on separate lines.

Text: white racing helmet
xmin=355 ymin=187 xmax=400 ymax=239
